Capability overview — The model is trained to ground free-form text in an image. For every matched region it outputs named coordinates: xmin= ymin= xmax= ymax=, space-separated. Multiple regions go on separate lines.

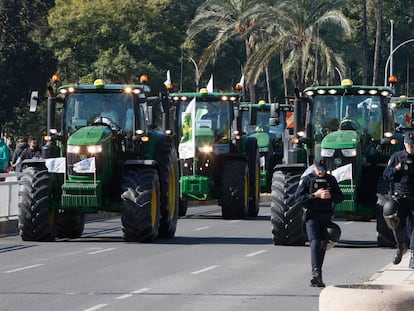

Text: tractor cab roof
xmin=304 ymin=80 xmax=393 ymax=97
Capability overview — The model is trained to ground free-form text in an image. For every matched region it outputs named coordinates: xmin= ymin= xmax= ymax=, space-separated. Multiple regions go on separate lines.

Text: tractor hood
xmin=321 ymin=130 xmax=358 ymax=149
xmin=249 ymin=132 xmax=269 ymax=148
xmin=67 ymin=126 xmax=112 ymax=145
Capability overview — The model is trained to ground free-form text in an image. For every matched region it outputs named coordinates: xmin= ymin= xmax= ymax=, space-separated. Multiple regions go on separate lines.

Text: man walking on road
xmin=383 ymin=133 xmax=414 ymax=269
xmin=294 ymin=156 xmax=343 ymax=287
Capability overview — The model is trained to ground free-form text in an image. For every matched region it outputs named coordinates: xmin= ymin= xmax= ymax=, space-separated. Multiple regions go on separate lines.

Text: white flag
xmin=45 ymin=157 xmax=66 ymax=173
xmin=73 ymin=157 xmax=96 ymax=173
xmin=206 ymin=74 xmax=213 ymax=93
xmin=178 ymin=97 xmax=196 ymax=159
xmin=331 ymin=163 xmax=353 ymax=183
xmin=163 ymin=70 xmax=172 ymax=88
xmin=237 ymin=74 xmax=245 ymax=89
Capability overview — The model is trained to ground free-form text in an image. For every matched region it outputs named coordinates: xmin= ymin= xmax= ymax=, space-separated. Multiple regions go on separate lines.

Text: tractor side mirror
xmin=30 ymin=91 xmax=39 ymax=112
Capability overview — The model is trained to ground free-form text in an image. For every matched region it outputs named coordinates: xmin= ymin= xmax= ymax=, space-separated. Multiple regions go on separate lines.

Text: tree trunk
xmin=245 ymin=39 xmax=256 ymax=102
xmin=362 ymin=0 xmax=368 ymax=85
xmin=265 ymin=65 xmax=272 ymax=103
xmin=372 ymin=0 xmax=382 ymax=86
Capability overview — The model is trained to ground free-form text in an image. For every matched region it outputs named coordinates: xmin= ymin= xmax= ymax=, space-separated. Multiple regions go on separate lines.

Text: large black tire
xmin=246 ymin=138 xmax=260 ymax=217
xmin=221 ymin=161 xmax=249 ymax=219
xmin=271 ymin=170 xmax=306 ymax=245
xmin=121 ymin=168 xmax=160 ymax=242
xmin=179 ymin=198 xmax=188 ymax=217
xmin=376 ymin=176 xmax=396 ymax=247
xmin=155 ymin=142 xmax=179 ymax=239
xmin=18 ymin=166 xmax=56 ymax=241
xmin=57 ymin=210 xmax=85 ymax=239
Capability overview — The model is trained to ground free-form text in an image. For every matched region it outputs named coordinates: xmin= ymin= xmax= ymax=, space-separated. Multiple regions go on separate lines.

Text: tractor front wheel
xmin=221 ymin=161 xmax=249 ymax=219
xmin=121 ymin=168 xmax=160 ymax=242
xmin=271 ymin=170 xmax=305 ymax=245
xmin=18 ymin=166 xmax=56 ymax=241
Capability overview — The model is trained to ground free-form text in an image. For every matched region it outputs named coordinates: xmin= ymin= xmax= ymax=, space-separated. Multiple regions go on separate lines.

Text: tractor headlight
xmin=67 ymin=145 xmax=81 ymax=154
xmin=341 ymin=148 xmax=357 ymax=157
xmin=321 ymin=148 xmax=335 ymax=157
xmin=87 ymin=145 xmax=103 ymax=154
xmin=198 ymin=145 xmax=213 ymax=153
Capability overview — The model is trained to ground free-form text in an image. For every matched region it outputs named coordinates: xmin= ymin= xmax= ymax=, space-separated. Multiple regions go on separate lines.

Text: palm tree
xmin=185 ymin=0 xmax=269 ymax=102
xmin=245 ymin=0 xmax=351 ymax=92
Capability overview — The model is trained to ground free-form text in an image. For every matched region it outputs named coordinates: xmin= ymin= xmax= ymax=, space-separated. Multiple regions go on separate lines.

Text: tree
xmin=185 ymin=0 xmax=271 ymax=102
xmin=245 ymin=0 xmax=351 ymax=92
xmin=47 ymin=0 xmax=184 ymax=92
xmin=0 ymin=0 xmax=55 ymax=141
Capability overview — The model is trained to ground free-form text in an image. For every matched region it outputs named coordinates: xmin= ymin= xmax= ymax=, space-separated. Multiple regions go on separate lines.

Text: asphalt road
xmin=0 ymin=200 xmax=396 ymax=311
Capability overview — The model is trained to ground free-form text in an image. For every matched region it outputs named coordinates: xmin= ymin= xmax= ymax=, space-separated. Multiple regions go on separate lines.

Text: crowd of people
xmin=0 ymin=136 xmax=41 ymax=179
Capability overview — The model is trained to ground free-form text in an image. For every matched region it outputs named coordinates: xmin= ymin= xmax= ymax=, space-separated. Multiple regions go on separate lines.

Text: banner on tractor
xmin=331 ymin=163 xmax=353 ymax=183
xmin=178 ymin=97 xmax=196 ymax=159
xmin=73 ymin=157 xmax=96 ymax=173
xmin=45 ymin=157 xmax=66 ymax=173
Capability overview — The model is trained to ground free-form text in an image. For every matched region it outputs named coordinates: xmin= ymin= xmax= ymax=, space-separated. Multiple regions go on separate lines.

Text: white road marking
xmin=344 ymin=221 xmax=353 ymax=225
xmin=191 ymin=265 xmax=219 ymax=275
xmin=116 ymin=288 xmax=151 ymax=300
xmin=194 ymin=226 xmax=210 ymax=231
xmin=88 ymin=248 xmax=116 ymax=255
xmin=4 ymin=264 xmax=44 ymax=274
xmin=228 ymin=220 xmax=240 ymax=223
xmin=244 ymin=250 xmax=268 ymax=257
xmin=83 ymin=304 xmax=108 ymax=311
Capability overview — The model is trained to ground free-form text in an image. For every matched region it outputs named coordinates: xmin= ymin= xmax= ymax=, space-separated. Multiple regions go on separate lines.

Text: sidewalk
xmin=367 ymin=253 xmax=414 ymax=285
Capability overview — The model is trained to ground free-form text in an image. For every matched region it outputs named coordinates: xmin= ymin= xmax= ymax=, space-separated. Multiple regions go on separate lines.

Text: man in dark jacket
xmin=15 ymin=137 xmax=41 ymax=172
xmin=383 ymin=132 xmax=414 ymax=269
xmin=11 ymin=137 xmax=28 ymax=169
xmin=294 ymin=156 xmax=344 ymax=287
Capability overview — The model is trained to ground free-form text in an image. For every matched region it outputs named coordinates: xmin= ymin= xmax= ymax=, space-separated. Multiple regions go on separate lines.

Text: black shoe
xmin=409 ymin=253 xmax=414 ymax=269
xmin=393 ymin=244 xmax=407 ymax=265
xmin=310 ymin=268 xmax=325 ymax=287
xmin=310 ymin=277 xmax=326 ymax=287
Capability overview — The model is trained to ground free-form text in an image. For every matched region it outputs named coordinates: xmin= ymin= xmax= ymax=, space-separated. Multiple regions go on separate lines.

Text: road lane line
xmin=194 ymin=226 xmax=210 ymax=231
xmin=83 ymin=304 xmax=108 ymax=311
xmin=190 ymin=265 xmax=219 ymax=275
xmin=116 ymin=288 xmax=151 ymax=300
xmin=228 ymin=220 xmax=240 ymax=223
xmin=344 ymin=221 xmax=353 ymax=225
xmin=244 ymin=250 xmax=268 ymax=257
xmin=88 ymin=248 xmax=116 ymax=255
xmin=4 ymin=264 xmax=44 ymax=274
xmin=132 ymin=288 xmax=151 ymax=294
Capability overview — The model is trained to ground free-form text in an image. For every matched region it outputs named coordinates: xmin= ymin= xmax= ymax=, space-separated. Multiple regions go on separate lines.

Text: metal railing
xmin=0 ymin=173 xmax=21 ymax=218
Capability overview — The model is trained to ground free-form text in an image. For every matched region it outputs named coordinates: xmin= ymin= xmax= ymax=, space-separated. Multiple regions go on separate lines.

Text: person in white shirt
xmin=101 ymin=100 xmax=119 ymax=125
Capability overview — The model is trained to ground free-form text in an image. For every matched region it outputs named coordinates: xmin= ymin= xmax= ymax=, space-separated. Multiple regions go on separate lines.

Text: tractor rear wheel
xmin=121 ymin=168 xmax=160 ymax=242
xmin=57 ymin=210 xmax=85 ymax=239
xmin=18 ymin=166 xmax=56 ymax=241
xmin=221 ymin=161 xmax=249 ymax=219
xmin=155 ymin=141 xmax=179 ymax=239
xmin=246 ymin=138 xmax=260 ymax=217
xmin=271 ymin=170 xmax=306 ymax=245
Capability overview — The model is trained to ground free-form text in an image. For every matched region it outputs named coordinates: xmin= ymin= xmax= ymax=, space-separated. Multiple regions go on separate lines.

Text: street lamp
xmin=384 ymin=38 xmax=414 ymax=86
xmin=188 ymin=56 xmax=200 ymax=92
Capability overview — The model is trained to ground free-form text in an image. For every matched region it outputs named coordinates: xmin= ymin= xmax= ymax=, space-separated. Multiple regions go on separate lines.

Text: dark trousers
xmin=393 ymin=197 xmax=414 ymax=250
xmin=305 ymin=214 xmax=331 ymax=270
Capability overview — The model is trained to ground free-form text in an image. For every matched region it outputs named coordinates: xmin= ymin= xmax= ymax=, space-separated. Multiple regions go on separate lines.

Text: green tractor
xmin=270 ymin=80 xmax=400 ymax=246
xmin=161 ymin=88 xmax=260 ymax=219
xmin=239 ymin=100 xmax=292 ymax=192
xmin=18 ymin=77 xmax=179 ymax=242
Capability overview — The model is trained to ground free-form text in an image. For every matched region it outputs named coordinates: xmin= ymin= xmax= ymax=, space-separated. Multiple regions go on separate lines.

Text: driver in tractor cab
xmin=101 ymin=99 xmax=119 ymax=125
xmin=340 ymin=104 xmax=364 ymax=131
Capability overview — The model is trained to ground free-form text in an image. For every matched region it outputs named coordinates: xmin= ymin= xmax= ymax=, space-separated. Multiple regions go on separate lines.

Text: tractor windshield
xmin=242 ymin=109 xmax=285 ymax=139
xmin=391 ymin=103 xmax=412 ymax=129
xmin=64 ymin=93 xmax=144 ymax=134
xmin=178 ymin=100 xmax=231 ymax=145
xmin=311 ymin=95 xmax=383 ymax=141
